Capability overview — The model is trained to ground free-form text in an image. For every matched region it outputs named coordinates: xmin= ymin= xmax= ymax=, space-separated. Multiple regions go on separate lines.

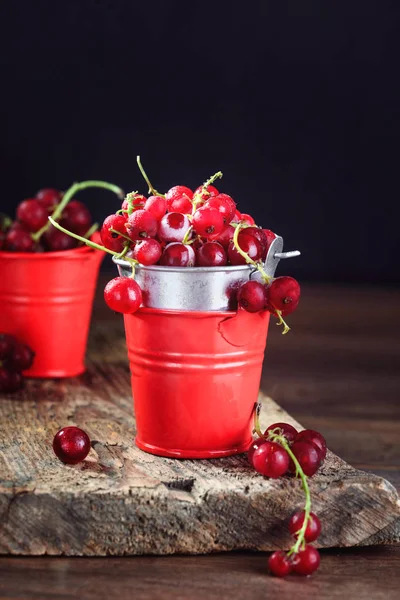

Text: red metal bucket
xmin=124 ymin=307 xmax=270 ymax=458
xmin=0 ymin=235 xmax=104 ymax=378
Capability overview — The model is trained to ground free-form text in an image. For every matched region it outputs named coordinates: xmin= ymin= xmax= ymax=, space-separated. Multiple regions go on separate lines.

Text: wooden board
xmin=0 ymin=334 xmax=399 ymax=556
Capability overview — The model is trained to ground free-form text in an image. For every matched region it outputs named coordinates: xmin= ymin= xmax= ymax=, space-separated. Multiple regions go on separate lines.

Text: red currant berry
xmin=192 ymin=206 xmax=224 ymax=238
xmin=126 ymin=209 xmax=158 ymax=240
xmin=233 ymin=209 xmax=242 ymax=222
xmin=4 ymin=227 xmax=36 ymax=252
xmin=289 ymin=511 xmax=321 ymax=543
xmin=237 ymin=281 xmax=266 ymax=312
xmin=36 ymin=188 xmax=62 ymax=212
xmin=167 ymin=195 xmax=193 ymax=214
xmin=158 ymin=213 xmax=191 ymax=243
xmin=265 ymin=422 xmax=298 ymax=444
xmin=289 ymin=440 xmax=321 ymax=477
xmin=61 ymin=200 xmax=92 ymax=235
xmin=193 ymin=184 xmax=219 ymax=202
xmin=243 ymin=227 xmax=268 ymax=260
xmin=129 ymin=238 xmax=162 ymax=266
xmin=104 ymin=277 xmax=142 ymax=314
xmin=247 ymin=437 xmax=268 ymax=466
xmin=241 ymin=213 xmax=255 ymax=225
xmin=160 ymin=243 xmax=195 ymax=267
xmin=268 ymin=551 xmax=292 ymax=577
xmin=43 ymin=226 xmax=78 ymax=251
xmin=121 ymin=194 xmax=146 ymax=212
xmin=262 ymin=229 xmax=277 ymax=253
xmin=295 ymin=430 xmax=327 ymax=462
xmin=166 ymin=185 xmax=193 ymax=207
xmin=292 ymin=546 xmax=320 ymax=576
xmin=53 ymin=426 xmax=91 ymax=465
xmin=16 ymin=199 xmax=48 ymax=233
xmin=0 ymin=368 xmax=23 ymax=393
xmin=7 ymin=342 xmax=35 ymax=372
xmin=252 ymin=440 xmax=289 ymax=478
xmin=227 ymin=232 xmax=263 ymax=265
xmin=205 ymin=193 xmax=236 ymax=224
xmin=208 ymin=224 xmax=235 ymax=249
xmin=100 ymin=214 xmax=128 ymax=252
xmin=196 ymin=242 xmax=227 ymax=266
xmin=0 ymin=333 xmax=16 ymax=360
xmin=265 ymin=276 xmax=301 ymax=316
xmin=144 ymin=196 xmax=167 ymax=221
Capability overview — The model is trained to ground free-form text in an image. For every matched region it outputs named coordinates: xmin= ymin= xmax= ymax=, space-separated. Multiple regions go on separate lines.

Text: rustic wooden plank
xmin=0 ymin=357 xmax=399 ymax=556
xmin=0 ymin=546 xmax=399 ymax=600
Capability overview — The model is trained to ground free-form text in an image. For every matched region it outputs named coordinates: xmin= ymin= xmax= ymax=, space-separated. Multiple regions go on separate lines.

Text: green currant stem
xmin=252 ymin=405 xmax=311 ymax=557
xmin=83 ymin=223 xmax=99 ymax=240
xmin=191 ymin=171 xmax=224 ymax=214
xmin=109 ymin=228 xmax=132 ymax=243
xmin=32 ymin=180 xmax=124 ymax=242
xmin=182 ymin=226 xmax=193 ymax=245
xmin=136 ymin=156 xmax=165 ymax=198
xmin=275 ymin=310 xmax=290 ymax=335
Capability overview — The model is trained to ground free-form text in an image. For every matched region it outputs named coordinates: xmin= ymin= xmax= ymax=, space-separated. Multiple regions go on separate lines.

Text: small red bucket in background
xmin=0 ymin=235 xmax=104 ymax=378
xmin=124 ymin=307 xmax=270 ymax=458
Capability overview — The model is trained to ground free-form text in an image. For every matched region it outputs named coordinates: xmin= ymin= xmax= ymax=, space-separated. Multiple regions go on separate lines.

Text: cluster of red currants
xmin=0 ymin=188 xmax=93 ymax=252
xmin=98 ymin=170 xmax=300 ymax=326
xmin=0 ymin=333 xmax=35 ymax=392
xmin=248 ymin=421 xmax=327 ymax=577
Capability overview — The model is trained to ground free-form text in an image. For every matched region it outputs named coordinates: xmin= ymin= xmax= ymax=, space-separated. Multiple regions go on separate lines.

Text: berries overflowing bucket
xmin=48 ymin=158 xmax=301 ymax=457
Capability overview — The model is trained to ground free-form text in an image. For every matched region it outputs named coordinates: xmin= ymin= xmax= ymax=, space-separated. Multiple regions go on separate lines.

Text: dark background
xmin=0 ymin=0 xmax=399 ymax=283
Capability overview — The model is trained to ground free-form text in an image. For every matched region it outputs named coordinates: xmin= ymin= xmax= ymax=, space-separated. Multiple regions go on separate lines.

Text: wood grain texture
xmin=0 ymin=322 xmax=399 ymax=555
xmin=0 ymin=282 xmax=400 ymax=597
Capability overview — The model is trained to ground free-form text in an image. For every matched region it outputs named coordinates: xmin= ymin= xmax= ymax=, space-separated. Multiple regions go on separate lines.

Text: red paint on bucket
xmin=124 ymin=307 xmax=270 ymax=458
xmin=0 ymin=234 xmax=104 ymax=378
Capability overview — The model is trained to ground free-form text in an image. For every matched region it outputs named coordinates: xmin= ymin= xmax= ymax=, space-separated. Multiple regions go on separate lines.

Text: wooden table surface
xmin=0 ymin=279 xmax=399 ymax=599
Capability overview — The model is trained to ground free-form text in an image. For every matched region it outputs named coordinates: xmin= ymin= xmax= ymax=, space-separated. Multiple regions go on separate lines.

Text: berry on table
xmin=0 ymin=368 xmax=23 ymax=393
xmin=0 ymin=334 xmax=16 ymax=360
xmin=292 ymin=545 xmax=320 ymax=576
xmin=7 ymin=342 xmax=35 ymax=372
xmin=100 ymin=214 xmax=128 ymax=252
xmin=265 ymin=422 xmax=298 ymax=444
xmin=126 ymin=209 xmax=158 ymax=240
xmin=289 ymin=510 xmax=321 ymax=543
xmin=289 ymin=440 xmax=322 ymax=477
xmin=265 ymin=276 xmax=300 ymax=317
xmin=237 ymin=281 xmax=266 ymax=313
xmin=160 ymin=243 xmax=195 ymax=267
xmin=16 ymin=199 xmax=48 ymax=233
xmin=52 ymin=426 xmax=91 ymax=464
xmin=196 ymin=242 xmax=227 ymax=267
xmin=192 ymin=206 xmax=224 ymax=238
xmin=268 ymin=551 xmax=292 ymax=577
xmin=295 ymin=430 xmax=327 ymax=462
xmin=247 ymin=437 xmax=268 ymax=466
xmin=104 ymin=277 xmax=142 ymax=314
xmin=158 ymin=213 xmax=191 ymax=243
xmin=251 ymin=440 xmax=289 ymax=478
